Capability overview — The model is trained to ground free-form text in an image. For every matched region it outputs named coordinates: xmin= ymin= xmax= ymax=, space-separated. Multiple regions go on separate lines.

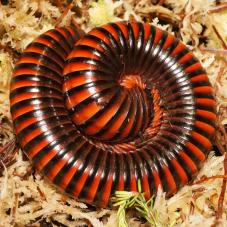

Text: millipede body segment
xmin=10 ymin=21 xmax=217 ymax=207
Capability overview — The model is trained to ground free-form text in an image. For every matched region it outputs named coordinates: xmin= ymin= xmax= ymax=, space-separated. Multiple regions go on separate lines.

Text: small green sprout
xmin=112 ymin=180 xmax=162 ymax=227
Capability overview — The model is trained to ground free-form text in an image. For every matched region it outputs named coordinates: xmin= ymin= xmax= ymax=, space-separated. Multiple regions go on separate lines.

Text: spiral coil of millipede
xmin=10 ymin=21 xmax=216 ymax=207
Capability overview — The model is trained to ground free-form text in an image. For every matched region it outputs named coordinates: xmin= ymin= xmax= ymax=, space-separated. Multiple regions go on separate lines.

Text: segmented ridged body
xmin=10 ymin=21 xmax=216 ymax=207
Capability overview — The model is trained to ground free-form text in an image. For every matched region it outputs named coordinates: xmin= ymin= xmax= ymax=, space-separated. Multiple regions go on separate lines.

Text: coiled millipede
xmin=10 ymin=21 xmax=217 ymax=207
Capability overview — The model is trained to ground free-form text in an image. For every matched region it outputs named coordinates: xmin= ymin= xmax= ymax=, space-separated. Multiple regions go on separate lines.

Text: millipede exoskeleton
xmin=10 ymin=21 xmax=217 ymax=207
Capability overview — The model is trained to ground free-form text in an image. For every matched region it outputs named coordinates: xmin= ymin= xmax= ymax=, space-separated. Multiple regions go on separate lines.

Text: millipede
xmin=10 ymin=21 xmax=217 ymax=207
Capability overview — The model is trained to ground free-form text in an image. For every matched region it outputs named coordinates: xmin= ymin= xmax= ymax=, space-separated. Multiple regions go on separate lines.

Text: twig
xmin=215 ymin=121 xmax=227 ymax=220
xmin=209 ymin=3 xmax=227 ymax=13
xmin=71 ymin=17 xmax=85 ymax=36
xmin=215 ymin=119 xmax=227 ymax=155
xmin=192 ymin=187 xmax=205 ymax=195
xmin=219 ymin=123 xmax=227 ymax=149
xmin=0 ymin=160 xmax=8 ymax=199
xmin=55 ymin=0 xmax=75 ymax=27
xmin=0 ymin=138 xmax=16 ymax=154
xmin=54 ymin=0 xmax=64 ymax=13
xmin=37 ymin=186 xmax=46 ymax=201
xmin=212 ymin=25 xmax=227 ymax=49
xmin=193 ymin=175 xmax=227 ymax=185
xmin=189 ymin=201 xmax=195 ymax=215
xmin=216 ymin=152 xmax=227 ymax=219
xmin=0 ymin=138 xmax=18 ymax=174
xmin=149 ymin=12 xmax=181 ymax=30
xmin=200 ymin=47 xmax=227 ymax=55
xmin=10 ymin=193 xmax=19 ymax=225
xmin=215 ymin=139 xmax=225 ymax=155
